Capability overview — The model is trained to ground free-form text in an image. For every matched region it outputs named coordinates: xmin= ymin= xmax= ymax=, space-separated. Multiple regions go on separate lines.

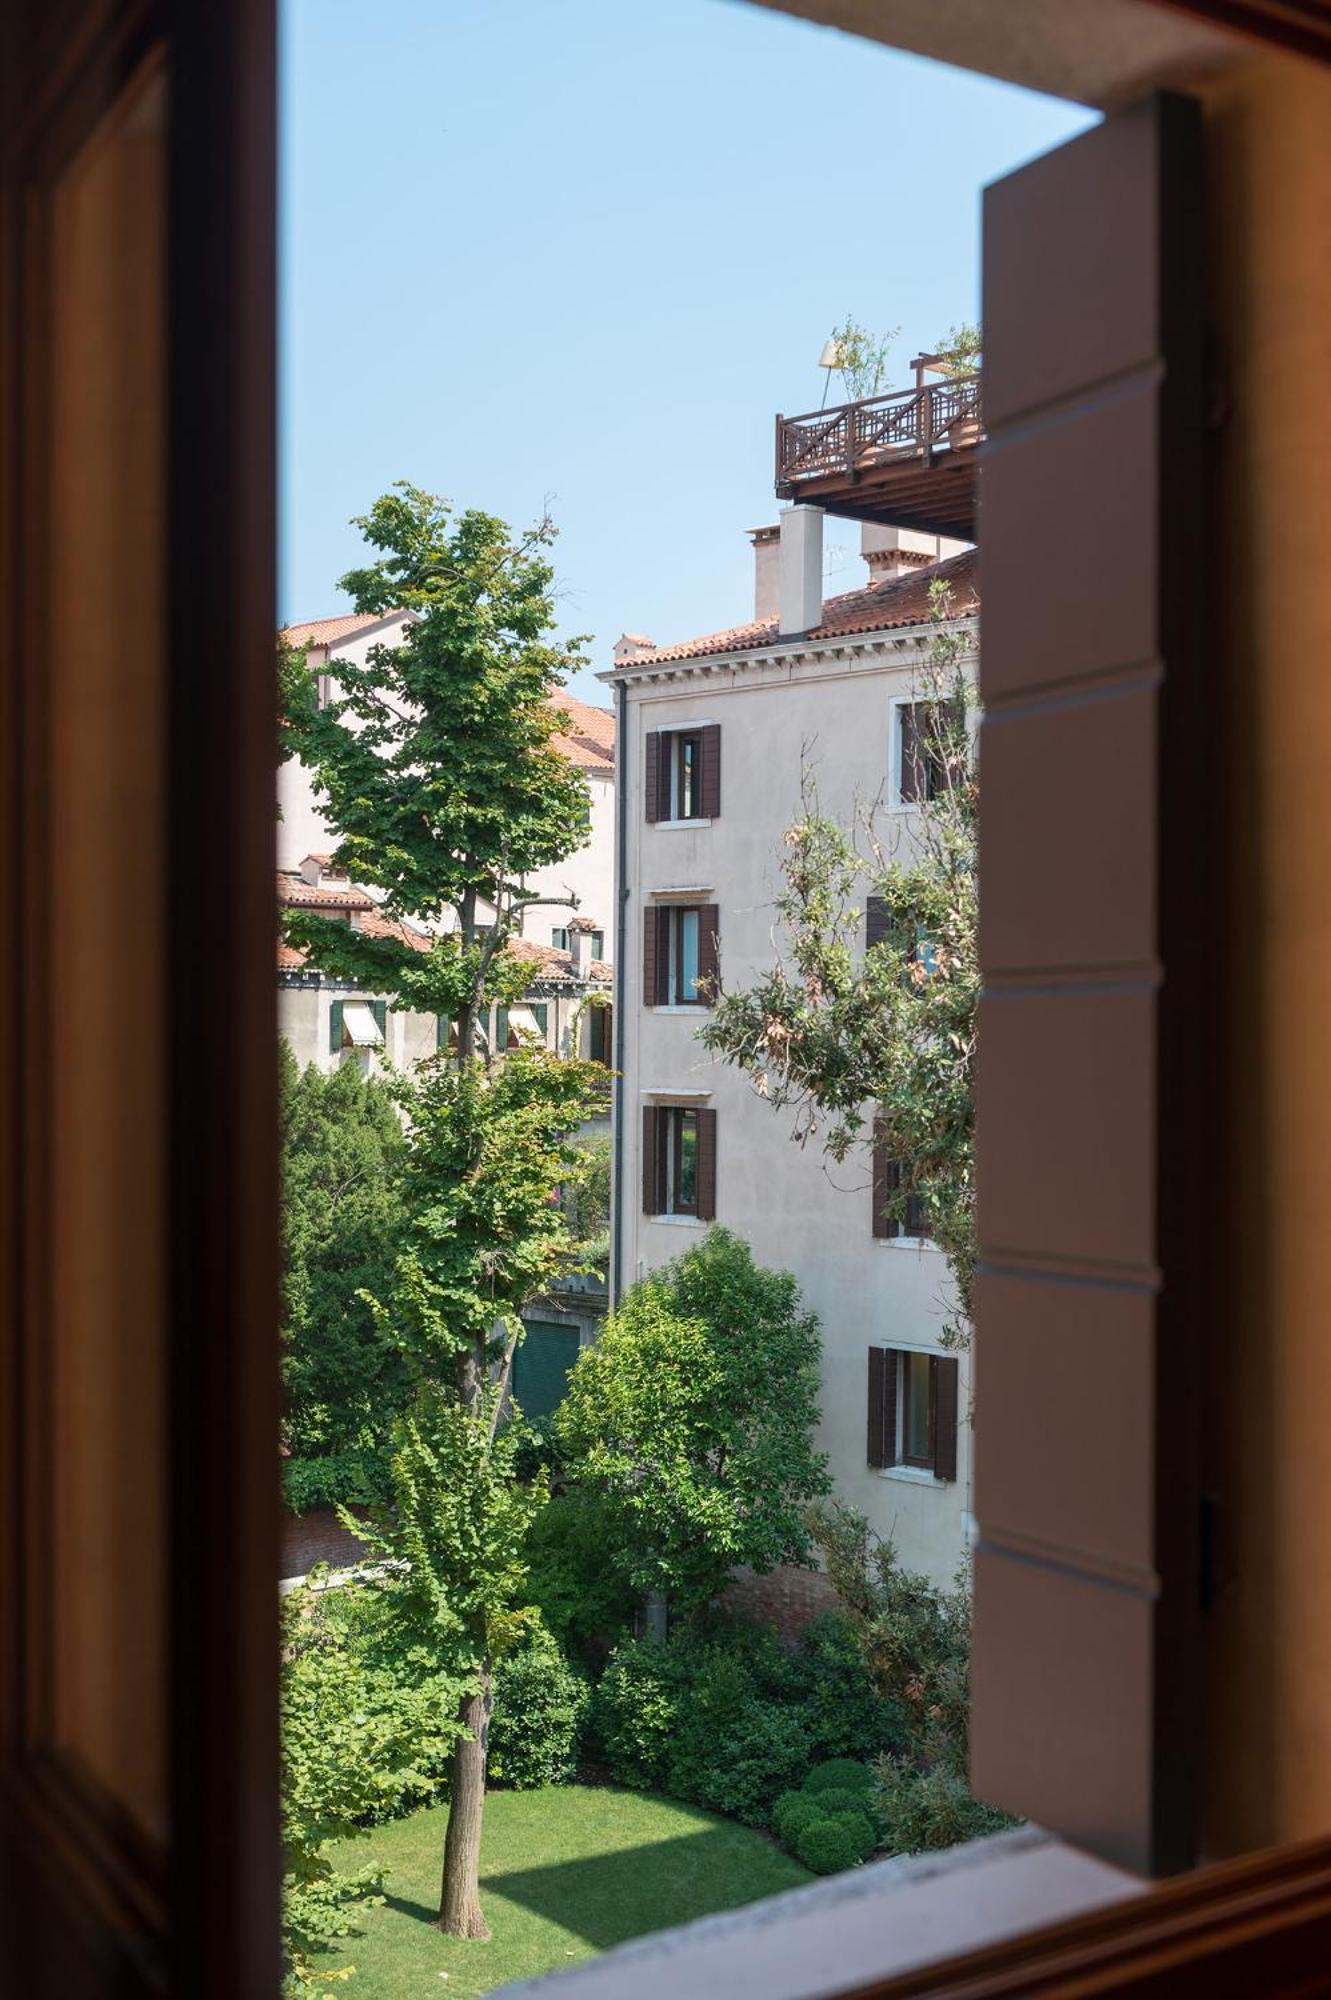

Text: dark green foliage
xmin=794 ymin=1811 xmax=877 ymax=1875
xmin=523 ymin=1489 xmax=641 ymax=1666
xmin=782 ymin=1613 xmax=901 ymax=1762
xmin=280 ymin=1044 xmax=410 ymax=1509
xmin=772 ymin=1789 xmax=827 ymax=1848
xmin=588 ymin=1639 xmax=687 ymax=1792
xmin=557 ymin=1228 xmax=830 ymax=1610
xmin=804 ymin=1757 xmax=876 ymax=1797
xmin=802 ymin=1785 xmax=876 ymax=1822
xmin=488 ymin=1620 xmax=589 ymax=1790
xmin=874 ymin=1762 xmax=1011 ymax=1856
xmin=664 ymin=1649 xmax=811 ymax=1826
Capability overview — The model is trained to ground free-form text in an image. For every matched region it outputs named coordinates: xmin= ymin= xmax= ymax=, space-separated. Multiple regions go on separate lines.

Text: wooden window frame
xmin=899 ymin=1350 xmax=938 ymax=1469
xmin=671 ymin=731 xmax=701 ymax=821
xmin=661 ymin=1105 xmax=699 ymax=1217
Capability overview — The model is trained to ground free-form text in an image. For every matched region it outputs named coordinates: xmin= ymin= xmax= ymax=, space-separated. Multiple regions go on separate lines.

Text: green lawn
xmin=316 ymin=1784 xmax=812 ymax=1996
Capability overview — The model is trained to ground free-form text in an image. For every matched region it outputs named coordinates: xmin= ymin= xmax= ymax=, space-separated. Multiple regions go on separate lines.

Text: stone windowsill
xmin=498 ymin=1826 xmax=1141 ymax=2000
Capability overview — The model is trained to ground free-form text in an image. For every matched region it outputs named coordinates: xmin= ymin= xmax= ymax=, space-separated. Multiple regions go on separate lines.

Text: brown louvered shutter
xmin=933 ymin=1355 xmax=959 ymax=1483
xmin=642 ymin=904 xmax=662 ymax=1007
xmin=897 ymin=702 xmax=922 ymax=803
xmin=865 ymin=895 xmax=891 ymax=951
xmin=641 ymin=1104 xmax=660 ymax=1214
xmin=871 ymin=1118 xmax=894 ymax=1239
xmin=867 ymin=1347 xmax=899 ymax=1469
xmin=644 ymin=730 xmax=661 ymax=822
xmin=695 ymin=1107 xmax=717 ymax=1220
xmin=973 ymin=95 xmax=1206 ymax=1876
xmin=696 ymin=904 xmax=720 ymax=1003
xmin=698 ymin=724 xmax=721 ymax=819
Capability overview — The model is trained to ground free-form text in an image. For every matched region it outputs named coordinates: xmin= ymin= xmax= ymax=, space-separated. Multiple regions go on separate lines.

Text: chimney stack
xmin=568 ymin=916 xmax=594 ymax=975
xmin=778 ymin=505 xmax=824 ymax=637
xmin=861 ymin=523 xmax=968 ymax=585
xmin=749 ymin=524 xmax=780 ymax=622
xmin=614 ymin=632 xmax=656 ymax=665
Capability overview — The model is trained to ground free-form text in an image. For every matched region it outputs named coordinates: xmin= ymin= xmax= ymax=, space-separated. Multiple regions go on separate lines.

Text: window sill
xmin=653 ymin=817 xmax=713 ymax=830
xmin=649 ymin=1003 xmax=711 ymax=1015
xmin=880 ymin=1463 xmax=948 ymax=1488
xmin=648 ymin=1212 xmax=705 ymax=1227
xmin=875 ymin=1235 xmax=939 ymax=1252
xmin=497 ymin=1826 xmax=1141 ymax=2000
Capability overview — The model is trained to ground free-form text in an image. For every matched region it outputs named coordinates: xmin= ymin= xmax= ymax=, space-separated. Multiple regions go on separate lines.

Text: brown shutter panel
xmin=973 ymin=95 xmax=1205 ymax=1875
xmin=695 ymin=1107 xmax=717 ymax=1221
xmin=867 ymin=1347 xmax=900 ymax=1469
xmin=642 ymin=903 xmax=661 ymax=1007
xmin=933 ymin=1356 xmax=959 ymax=1484
xmin=696 ymin=904 xmax=720 ymax=1002
xmin=871 ymin=1117 xmax=893 ymax=1239
xmin=897 ymin=702 xmax=922 ymax=803
xmin=644 ymin=730 xmax=661 ymax=822
xmin=641 ymin=1104 xmax=660 ymax=1214
xmin=865 ymin=895 xmax=891 ymax=952
xmin=698 ymin=723 xmax=721 ymax=819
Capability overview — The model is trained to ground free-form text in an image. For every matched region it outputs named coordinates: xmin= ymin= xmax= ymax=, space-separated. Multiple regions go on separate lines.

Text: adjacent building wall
xmin=521 ymin=766 xmax=616 ymax=944
xmin=615 ymin=628 xmax=976 ymax=1587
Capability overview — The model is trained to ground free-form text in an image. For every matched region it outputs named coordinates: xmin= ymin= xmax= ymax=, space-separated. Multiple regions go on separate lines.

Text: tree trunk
xmin=438 ymin=1666 xmax=493 ymax=1939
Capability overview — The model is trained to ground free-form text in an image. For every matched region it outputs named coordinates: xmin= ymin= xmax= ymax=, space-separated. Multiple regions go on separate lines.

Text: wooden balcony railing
xmin=775 ymin=369 xmax=981 ymax=497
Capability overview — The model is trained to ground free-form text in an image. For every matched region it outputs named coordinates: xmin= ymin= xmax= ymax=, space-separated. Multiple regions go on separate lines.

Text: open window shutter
xmin=697 ymin=904 xmax=720 ymax=1001
xmin=933 ymin=1356 xmax=959 ymax=1483
xmin=871 ymin=1118 xmax=894 ymax=1240
xmin=642 ymin=904 xmax=661 ymax=1006
xmin=867 ymin=1347 xmax=899 ymax=1469
xmin=973 ymin=95 xmax=1206 ymax=1876
xmin=436 ymin=1012 xmax=448 ymax=1050
xmin=695 ymin=1107 xmax=717 ymax=1221
xmin=865 ymin=895 xmax=890 ymax=951
xmin=372 ymin=999 xmax=387 ymax=1036
xmin=1 ymin=4 xmax=281 ymax=1988
xmin=698 ymin=724 xmax=721 ymax=819
xmin=644 ymin=730 xmax=661 ymax=822
xmin=641 ymin=1105 xmax=660 ymax=1214
xmin=897 ymin=703 xmax=922 ymax=803
xmin=329 ymin=997 xmax=344 ymax=1053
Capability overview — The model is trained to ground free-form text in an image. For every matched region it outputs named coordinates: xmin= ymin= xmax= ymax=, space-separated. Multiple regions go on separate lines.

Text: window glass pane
xmin=903 ymin=1352 xmax=932 ymax=1461
xmin=680 ymin=737 xmax=696 ymax=818
xmin=680 ymin=908 xmax=700 ymax=999
xmin=677 ymin=1112 xmax=697 ymax=1209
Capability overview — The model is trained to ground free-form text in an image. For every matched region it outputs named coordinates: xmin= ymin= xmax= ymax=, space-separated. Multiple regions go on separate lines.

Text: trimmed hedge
xmin=794 ymin=1810 xmax=878 ymax=1874
xmin=804 ymin=1758 xmax=875 ymax=1797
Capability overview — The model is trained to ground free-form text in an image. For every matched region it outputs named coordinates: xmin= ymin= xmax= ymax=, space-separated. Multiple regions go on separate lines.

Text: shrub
xmin=795 ymin=1810 xmax=878 ymax=1875
xmin=589 ymin=1638 xmax=687 ymax=1790
xmin=805 ymin=1757 xmax=876 ymax=1797
xmin=788 ymin=1613 xmax=901 ymax=1763
xmin=772 ymin=1788 xmax=826 ymax=1847
xmin=802 ymin=1784 xmax=876 ymax=1823
xmin=875 ymin=1759 xmax=1013 ymax=1855
xmin=669 ymin=1693 xmax=811 ymax=1827
xmin=524 ymin=1489 xmax=639 ymax=1664
xmin=488 ymin=1619 xmax=589 ymax=1790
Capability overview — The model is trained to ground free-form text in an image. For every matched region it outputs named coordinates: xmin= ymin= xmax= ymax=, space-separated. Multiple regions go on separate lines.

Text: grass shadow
xmin=485 ymin=1823 xmax=795 ymax=1950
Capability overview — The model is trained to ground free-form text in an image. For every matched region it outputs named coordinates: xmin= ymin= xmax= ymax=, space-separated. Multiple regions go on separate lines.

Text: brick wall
xmin=281 ymin=1506 xmax=370 ymax=1582
xmin=719 ymin=1563 xmax=838 ymax=1643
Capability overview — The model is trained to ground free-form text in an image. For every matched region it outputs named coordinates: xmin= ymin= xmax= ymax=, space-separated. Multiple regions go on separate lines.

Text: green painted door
xmin=513 ymin=1321 xmax=582 ymax=1421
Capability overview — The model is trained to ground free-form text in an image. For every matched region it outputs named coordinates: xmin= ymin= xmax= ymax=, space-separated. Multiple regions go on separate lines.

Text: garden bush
xmin=589 ymin=1638 xmax=688 ymax=1790
xmin=488 ymin=1617 xmax=589 ymax=1790
xmin=794 ymin=1810 xmax=878 ymax=1875
xmin=524 ymin=1488 xmax=640 ymax=1664
xmin=804 ymin=1757 xmax=876 ymax=1797
xmin=772 ymin=1788 xmax=827 ymax=1847
xmin=874 ymin=1759 xmax=1013 ymax=1855
xmin=784 ymin=1613 xmax=902 ymax=1762
xmin=668 ymin=1689 xmax=811 ymax=1827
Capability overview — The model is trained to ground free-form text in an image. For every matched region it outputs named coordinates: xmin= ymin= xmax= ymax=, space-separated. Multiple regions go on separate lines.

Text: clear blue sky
xmin=280 ymin=0 xmax=1093 ymax=703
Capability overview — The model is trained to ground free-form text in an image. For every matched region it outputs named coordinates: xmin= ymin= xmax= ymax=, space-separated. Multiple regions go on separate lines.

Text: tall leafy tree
xmin=700 ymin=584 xmax=978 ymax=1339
xmin=556 ymin=1228 xmax=830 ymax=1614
xmin=282 ymin=483 xmax=604 ymax=1939
xmin=280 ymin=1043 xmax=409 ymax=1510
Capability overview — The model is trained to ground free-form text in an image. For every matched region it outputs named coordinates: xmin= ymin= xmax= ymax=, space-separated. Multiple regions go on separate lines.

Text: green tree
xmin=932 ymin=320 xmax=982 ymax=375
xmin=282 ymin=483 xmax=605 ymax=1938
xmin=700 ymin=583 xmax=978 ymax=1340
xmin=556 ymin=1228 xmax=830 ymax=1615
xmin=824 ymin=316 xmax=900 ymax=401
xmin=280 ymin=1043 xmax=409 ymax=1510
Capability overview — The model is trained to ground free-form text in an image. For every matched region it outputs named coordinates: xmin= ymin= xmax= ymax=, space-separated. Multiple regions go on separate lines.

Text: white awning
xmin=507 ymin=1005 xmax=544 ymax=1043
xmin=342 ymin=1001 xmax=383 ymax=1047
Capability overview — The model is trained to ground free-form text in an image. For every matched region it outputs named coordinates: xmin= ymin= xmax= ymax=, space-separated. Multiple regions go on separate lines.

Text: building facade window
xmin=329 ymin=995 xmax=386 ymax=1069
xmin=641 ymin=1102 xmax=716 ymax=1220
xmin=642 ymin=902 xmax=719 ymax=1007
xmin=893 ymin=697 xmax=949 ymax=805
xmin=871 ymin=1122 xmax=932 ymax=1241
xmin=867 ymin=1346 xmax=959 ymax=1481
xmin=644 ymin=724 xmax=721 ymax=823
xmin=551 ymin=925 xmax=570 ymax=951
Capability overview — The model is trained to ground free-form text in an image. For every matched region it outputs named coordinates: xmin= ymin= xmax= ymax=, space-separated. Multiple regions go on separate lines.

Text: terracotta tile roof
xmin=617 ymin=548 xmax=978 ymax=667
xmin=279 ymin=609 xmax=410 ymax=651
xmin=547 ymin=692 xmax=616 ymax=772
xmin=509 ymin=936 xmax=612 ymax=985
xmin=277 ymin=873 xmax=374 ymax=911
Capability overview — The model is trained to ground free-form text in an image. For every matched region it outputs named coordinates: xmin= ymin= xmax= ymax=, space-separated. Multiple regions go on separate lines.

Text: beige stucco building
xmin=607 ymin=511 xmax=978 ymax=1586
